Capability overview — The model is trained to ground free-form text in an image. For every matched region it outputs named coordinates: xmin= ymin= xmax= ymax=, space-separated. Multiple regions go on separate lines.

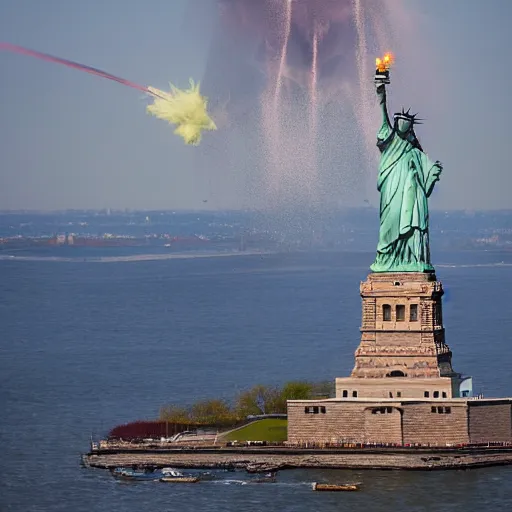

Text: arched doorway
xmin=387 ymin=370 xmax=407 ymax=377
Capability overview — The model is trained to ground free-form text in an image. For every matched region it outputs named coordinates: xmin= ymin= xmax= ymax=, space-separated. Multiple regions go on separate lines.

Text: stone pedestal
xmin=286 ymin=270 xmax=511 ymax=446
xmin=351 ymin=272 xmax=456 ymax=379
xmin=335 ymin=272 xmax=464 ymax=400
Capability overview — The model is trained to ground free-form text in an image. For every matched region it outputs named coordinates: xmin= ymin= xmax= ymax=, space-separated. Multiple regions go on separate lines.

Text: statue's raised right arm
xmin=376 ymin=83 xmax=392 ymax=143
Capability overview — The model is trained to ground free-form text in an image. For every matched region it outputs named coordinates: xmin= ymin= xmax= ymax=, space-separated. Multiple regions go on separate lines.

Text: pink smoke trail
xmin=262 ymin=0 xmax=295 ymax=204
xmin=308 ymin=23 xmax=319 ymax=202
xmin=261 ymin=82 xmax=283 ymax=202
xmin=352 ymin=0 xmax=380 ymax=195
xmin=274 ymin=0 xmax=293 ymax=108
xmin=0 ymin=42 xmax=166 ymax=99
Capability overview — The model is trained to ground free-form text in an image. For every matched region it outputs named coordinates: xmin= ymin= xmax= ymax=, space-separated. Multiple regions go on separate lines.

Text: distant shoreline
xmin=0 ymin=250 xmax=275 ymax=263
xmin=1 ymin=252 xmax=511 ymax=268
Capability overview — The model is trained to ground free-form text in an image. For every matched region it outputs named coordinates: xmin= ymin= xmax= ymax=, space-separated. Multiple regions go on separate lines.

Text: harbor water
xmin=2 ymin=249 xmax=512 ymax=511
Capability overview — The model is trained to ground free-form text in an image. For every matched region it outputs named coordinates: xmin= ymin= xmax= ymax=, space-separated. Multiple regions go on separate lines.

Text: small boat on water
xmin=160 ymin=468 xmax=200 ymax=483
xmin=312 ymin=483 xmax=360 ymax=492
xmin=112 ymin=467 xmax=161 ymax=481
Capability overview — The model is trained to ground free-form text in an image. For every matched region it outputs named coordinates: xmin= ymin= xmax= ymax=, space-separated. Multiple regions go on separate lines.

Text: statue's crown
xmin=393 ymin=108 xmax=422 ymax=124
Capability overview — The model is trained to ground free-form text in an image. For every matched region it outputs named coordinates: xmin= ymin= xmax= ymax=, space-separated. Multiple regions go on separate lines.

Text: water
xmin=2 ymin=250 xmax=512 ymax=511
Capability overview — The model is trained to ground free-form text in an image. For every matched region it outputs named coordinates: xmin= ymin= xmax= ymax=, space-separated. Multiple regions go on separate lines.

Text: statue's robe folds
xmin=371 ymin=103 xmax=442 ymax=273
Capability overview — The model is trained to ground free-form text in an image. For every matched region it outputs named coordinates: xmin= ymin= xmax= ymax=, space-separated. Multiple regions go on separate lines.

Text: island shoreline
xmin=83 ymin=446 xmax=512 ymax=472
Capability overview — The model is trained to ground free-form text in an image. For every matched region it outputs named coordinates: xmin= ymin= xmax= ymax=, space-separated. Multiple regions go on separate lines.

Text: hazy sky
xmin=0 ymin=0 xmax=510 ymax=211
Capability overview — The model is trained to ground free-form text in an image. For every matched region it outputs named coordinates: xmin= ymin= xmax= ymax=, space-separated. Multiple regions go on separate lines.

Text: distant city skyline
xmin=0 ymin=0 xmax=511 ymax=211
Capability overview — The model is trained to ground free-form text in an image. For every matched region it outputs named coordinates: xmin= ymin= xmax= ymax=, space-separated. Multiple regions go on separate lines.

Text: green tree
xmin=234 ymin=385 xmax=282 ymax=418
xmin=311 ymin=380 xmax=335 ymax=399
xmin=159 ymin=380 xmax=335 ymax=426
xmin=270 ymin=381 xmax=314 ymax=412
xmin=159 ymin=405 xmax=191 ymax=423
xmin=189 ymin=399 xmax=235 ymax=426
xmin=281 ymin=381 xmax=313 ymax=400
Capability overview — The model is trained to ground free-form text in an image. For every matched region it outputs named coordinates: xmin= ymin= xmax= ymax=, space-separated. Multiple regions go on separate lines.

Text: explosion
xmin=0 ymin=42 xmax=217 ymax=146
xmin=147 ymin=80 xmax=217 ymax=146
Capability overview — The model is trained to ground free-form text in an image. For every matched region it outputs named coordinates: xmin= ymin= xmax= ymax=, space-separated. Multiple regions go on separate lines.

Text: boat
xmin=312 ymin=483 xmax=360 ymax=492
xmin=111 ymin=467 xmax=161 ymax=481
xmin=159 ymin=468 xmax=200 ymax=483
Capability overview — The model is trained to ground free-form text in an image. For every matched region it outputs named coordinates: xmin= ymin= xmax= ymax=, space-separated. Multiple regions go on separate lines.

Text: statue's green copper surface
xmin=370 ymin=81 xmax=442 ymax=273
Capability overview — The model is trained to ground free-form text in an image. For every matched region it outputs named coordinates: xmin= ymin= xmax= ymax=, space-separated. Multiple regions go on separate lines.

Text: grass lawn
xmin=222 ymin=419 xmax=288 ymax=443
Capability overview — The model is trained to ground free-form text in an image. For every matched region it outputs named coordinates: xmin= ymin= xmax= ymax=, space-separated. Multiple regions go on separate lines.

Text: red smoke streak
xmin=0 ymin=42 xmax=161 ymax=97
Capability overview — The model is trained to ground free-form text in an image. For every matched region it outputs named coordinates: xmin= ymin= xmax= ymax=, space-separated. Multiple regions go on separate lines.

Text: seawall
xmin=83 ymin=447 xmax=512 ymax=471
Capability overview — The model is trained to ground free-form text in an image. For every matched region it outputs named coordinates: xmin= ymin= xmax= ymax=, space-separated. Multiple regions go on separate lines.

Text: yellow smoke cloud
xmin=146 ymin=79 xmax=217 ymax=145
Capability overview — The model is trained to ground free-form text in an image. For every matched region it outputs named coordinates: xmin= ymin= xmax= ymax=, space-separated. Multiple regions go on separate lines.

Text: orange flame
xmin=376 ymin=52 xmax=394 ymax=72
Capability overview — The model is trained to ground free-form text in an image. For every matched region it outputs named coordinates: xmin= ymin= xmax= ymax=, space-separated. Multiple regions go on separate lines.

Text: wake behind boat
xmin=252 ymin=472 xmax=277 ymax=483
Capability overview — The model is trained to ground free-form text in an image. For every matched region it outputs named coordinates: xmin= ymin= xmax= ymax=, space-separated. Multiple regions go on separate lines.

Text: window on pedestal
xmin=342 ymin=390 xmax=348 ymax=398
xmin=433 ymin=391 xmax=439 ymax=398
xmin=382 ymin=304 xmax=391 ymax=321
xmin=430 ymin=407 xmax=452 ymax=414
xmin=396 ymin=305 xmax=405 ymax=322
xmin=410 ymin=304 xmax=418 ymax=322
xmin=424 ymin=391 xmax=430 ymax=398
xmin=352 ymin=391 xmax=358 ymax=398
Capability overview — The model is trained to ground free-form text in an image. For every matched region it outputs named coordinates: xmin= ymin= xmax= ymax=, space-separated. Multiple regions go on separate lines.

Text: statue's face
xmin=397 ymin=118 xmax=412 ymax=134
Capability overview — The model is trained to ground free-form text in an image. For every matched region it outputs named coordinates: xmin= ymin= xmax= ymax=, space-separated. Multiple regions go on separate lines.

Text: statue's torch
xmin=375 ymin=53 xmax=394 ymax=85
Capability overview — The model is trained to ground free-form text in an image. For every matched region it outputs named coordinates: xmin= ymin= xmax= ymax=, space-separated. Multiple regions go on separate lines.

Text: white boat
xmin=160 ymin=468 xmax=199 ymax=483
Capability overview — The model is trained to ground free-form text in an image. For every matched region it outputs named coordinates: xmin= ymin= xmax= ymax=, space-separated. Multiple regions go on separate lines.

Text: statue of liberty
xmin=370 ymin=62 xmax=443 ymax=273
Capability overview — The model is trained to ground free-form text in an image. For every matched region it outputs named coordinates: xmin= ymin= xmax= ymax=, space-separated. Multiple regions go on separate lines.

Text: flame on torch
xmin=376 ymin=52 xmax=394 ymax=72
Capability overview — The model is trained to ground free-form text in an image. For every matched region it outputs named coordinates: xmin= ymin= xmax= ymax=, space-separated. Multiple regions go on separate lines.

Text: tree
xmin=234 ymin=385 xmax=282 ymax=418
xmin=159 ymin=405 xmax=191 ymax=424
xmin=281 ymin=381 xmax=314 ymax=400
xmin=158 ymin=380 xmax=335 ymax=427
xmin=269 ymin=381 xmax=314 ymax=413
xmin=189 ymin=399 xmax=235 ymax=426
xmin=311 ymin=380 xmax=335 ymax=398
